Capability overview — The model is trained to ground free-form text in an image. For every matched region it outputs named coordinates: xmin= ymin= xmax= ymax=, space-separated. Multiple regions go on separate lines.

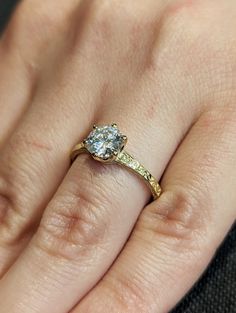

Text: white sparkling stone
xmin=129 ymin=160 xmax=139 ymax=169
xmin=85 ymin=125 xmax=125 ymax=160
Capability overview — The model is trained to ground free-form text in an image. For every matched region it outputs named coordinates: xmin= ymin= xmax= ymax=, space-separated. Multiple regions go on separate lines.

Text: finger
xmin=0 ymin=0 xmax=81 ymax=147
xmin=0 ymin=7 xmax=204 ymax=311
xmin=0 ymin=0 xmax=92 ymax=274
xmin=72 ymin=107 xmax=236 ymax=313
xmin=0 ymin=5 xmax=38 ymax=148
xmin=0 ymin=0 xmax=88 ymax=148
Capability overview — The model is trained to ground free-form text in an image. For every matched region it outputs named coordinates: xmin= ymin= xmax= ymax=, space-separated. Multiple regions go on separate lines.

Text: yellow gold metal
xmin=71 ymin=127 xmax=162 ymax=200
xmin=115 ymin=150 xmax=161 ymax=199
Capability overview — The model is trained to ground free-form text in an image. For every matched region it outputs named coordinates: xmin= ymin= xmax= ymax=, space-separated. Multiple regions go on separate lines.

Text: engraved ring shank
xmin=115 ymin=150 xmax=161 ymax=200
xmin=71 ymin=143 xmax=162 ymax=200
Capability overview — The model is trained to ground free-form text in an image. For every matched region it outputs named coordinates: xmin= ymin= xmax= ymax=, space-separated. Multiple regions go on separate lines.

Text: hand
xmin=0 ymin=0 xmax=235 ymax=312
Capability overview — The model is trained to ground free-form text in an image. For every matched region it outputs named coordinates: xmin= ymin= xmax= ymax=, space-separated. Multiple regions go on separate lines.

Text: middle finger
xmin=0 ymin=0 xmax=102 ymax=274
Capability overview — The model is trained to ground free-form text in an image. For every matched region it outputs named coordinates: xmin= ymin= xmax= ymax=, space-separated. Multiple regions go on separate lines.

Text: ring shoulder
xmin=115 ymin=150 xmax=161 ymax=199
xmin=70 ymin=142 xmax=87 ymax=163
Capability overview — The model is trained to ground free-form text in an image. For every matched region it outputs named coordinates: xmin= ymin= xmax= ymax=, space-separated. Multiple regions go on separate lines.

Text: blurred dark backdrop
xmin=0 ymin=1 xmax=235 ymax=312
xmin=0 ymin=0 xmax=18 ymax=31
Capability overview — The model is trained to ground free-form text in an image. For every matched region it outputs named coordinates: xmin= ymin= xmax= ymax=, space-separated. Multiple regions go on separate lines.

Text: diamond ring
xmin=71 ymin=124 xmax=162 ymax=200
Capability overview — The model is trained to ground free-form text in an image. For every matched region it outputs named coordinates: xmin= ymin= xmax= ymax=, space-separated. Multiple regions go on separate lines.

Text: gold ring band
xmin=71 ymin=124 xmax=162 ymax=200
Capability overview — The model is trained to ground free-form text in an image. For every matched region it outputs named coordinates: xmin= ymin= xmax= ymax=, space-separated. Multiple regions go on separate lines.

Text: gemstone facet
xmin=85 ymin=125 xmax=126 ymax=160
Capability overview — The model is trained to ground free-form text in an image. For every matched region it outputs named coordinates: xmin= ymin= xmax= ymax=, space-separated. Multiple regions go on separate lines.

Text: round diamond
xmin=85 ymin=125 xmax=125 ymax=160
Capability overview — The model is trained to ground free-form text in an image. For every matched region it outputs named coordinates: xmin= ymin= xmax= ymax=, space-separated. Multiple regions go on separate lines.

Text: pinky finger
xmin=73 ymin=107 xmax=236 ymax=313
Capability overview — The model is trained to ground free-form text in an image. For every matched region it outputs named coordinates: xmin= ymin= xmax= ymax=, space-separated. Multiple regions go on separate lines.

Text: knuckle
xmin=0 ymin=175 xmax=31 ymax=245
xmin=200 ymin=108 xmax=236 ymax=133
xmin=159 ymin=1 xmax=236 ymax=77
xmin=0 ymin=193 xmax=32 ymax=246
xmin=74 ymin=0 xmax=156 ymax=54
xmin=165 ymin=0 xmax=223 ymax=32
xmin=0 ymin=192 xmax=9 ymax=225
xmin=0 ymin=133 xmax=52 ymax=244
xmin=0 ymin=195 xmax=35 ymax=248
xmin=92 ymin=0 xmax=134 ymax=21
xmin=95 ymin=0 xmax=156 ymax=39
xmin=1 ymin=137 xmax=43 ymax=206
xmin=140 ymin=186 xmax=212 ymax=246
xmin=2 ymin=0 xmax=73 ymax=52
xmin=22 ymin=2 xmax=71 ymax=32
xmin=35 ymin=189 xmax=109 ymax=261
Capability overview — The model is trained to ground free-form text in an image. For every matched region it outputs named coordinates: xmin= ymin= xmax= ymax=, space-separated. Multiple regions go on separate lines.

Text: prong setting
xmin=72 ymin=124 xmax=162 ymax=200
xmin=122 ymin=135 xmax=128 ymax=144
xmin=84 ymin=124 xmax=127 ymax=162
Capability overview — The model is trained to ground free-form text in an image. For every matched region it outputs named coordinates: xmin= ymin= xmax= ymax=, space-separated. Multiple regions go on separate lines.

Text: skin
xmin=0 ymin=0 xmax=235 ymax=312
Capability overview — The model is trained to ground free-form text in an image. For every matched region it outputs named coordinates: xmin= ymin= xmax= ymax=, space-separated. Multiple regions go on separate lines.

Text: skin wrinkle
xmin=103 ymin=275 xmax=149 ymax=313
xmin=41 ymin=197 xmax=109 ymax=252
xmin=34 ymin=155 xmax=129 ymax=261
xmin=0 ymin=195 xmax=9 ymax=222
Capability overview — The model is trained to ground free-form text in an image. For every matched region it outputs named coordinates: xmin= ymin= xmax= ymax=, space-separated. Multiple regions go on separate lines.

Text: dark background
xmin=0 ymin=1 xmax=235 ymax=313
